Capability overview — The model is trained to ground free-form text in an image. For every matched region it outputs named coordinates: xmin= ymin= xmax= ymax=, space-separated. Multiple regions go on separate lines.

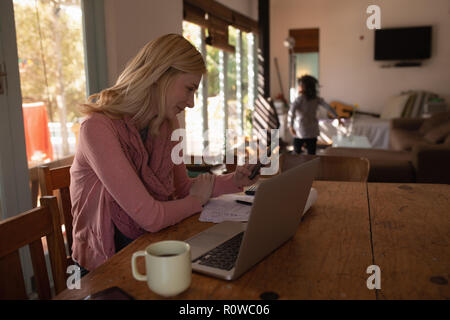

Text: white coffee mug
xmin=131 ymin=240 xmax=192 ymax=297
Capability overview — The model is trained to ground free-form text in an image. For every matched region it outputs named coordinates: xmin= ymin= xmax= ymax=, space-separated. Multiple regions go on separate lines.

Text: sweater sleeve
xmin=288 ymin=99 xmax=297 ymax=128
xmin=319 ymin=98 xmax=338 ymax=118
xmin=173 ymin=163 xmax=243 ymax=198
xmin=79 ymin=117 xmax=203 ymax=233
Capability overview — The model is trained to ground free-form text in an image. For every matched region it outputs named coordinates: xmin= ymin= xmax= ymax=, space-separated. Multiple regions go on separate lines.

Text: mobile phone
xmin=83 ymin=286 xmax=135 ymax=300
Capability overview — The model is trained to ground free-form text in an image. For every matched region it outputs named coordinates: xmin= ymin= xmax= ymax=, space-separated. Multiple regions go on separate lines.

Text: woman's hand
xmin=233 ymin=163 xmax=260 ymax=188
xmin=189 ymin=173 xmax=215 ymax=205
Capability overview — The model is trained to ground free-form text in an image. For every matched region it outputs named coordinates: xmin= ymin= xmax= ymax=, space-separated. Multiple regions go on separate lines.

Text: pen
xmin=235 ymin=200 xmax=253 ymax=206
xmin=248 ymin=162 xmax=262 ymax=180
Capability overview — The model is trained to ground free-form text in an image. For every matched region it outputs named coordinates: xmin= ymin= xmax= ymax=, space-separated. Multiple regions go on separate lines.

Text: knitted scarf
xmin=107 ymin=116 xmax=176 ymax=241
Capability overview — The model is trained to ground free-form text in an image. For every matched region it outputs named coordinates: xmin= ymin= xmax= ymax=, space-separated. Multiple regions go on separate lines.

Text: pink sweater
xmin=70 ymin=113 xmax=241 ymax=271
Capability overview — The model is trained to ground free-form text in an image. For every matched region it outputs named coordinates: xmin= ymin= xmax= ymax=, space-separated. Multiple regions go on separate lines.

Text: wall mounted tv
xmin=374 ymin=26 xmax=432 ymax=61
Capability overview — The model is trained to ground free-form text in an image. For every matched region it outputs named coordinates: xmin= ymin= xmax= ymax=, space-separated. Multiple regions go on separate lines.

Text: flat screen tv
xmin=374 ymin=26 xmax=432 ymax=60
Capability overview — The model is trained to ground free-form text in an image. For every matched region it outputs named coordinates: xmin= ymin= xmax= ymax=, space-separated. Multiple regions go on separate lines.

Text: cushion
xmin=424 ymin=121 xmax=450 ymax=144
xmin=418 ymin=111 xmax=450 ymax=135
xmin=401 ymin=93 xmax=416 ymax=118
xmin=380 ymin=94 xmax=410 ymax=120
xmin=390 ymin=129 xmax=424 ymax=151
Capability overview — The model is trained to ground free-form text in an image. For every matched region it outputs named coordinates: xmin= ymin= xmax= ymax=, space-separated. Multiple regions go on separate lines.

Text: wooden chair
xmin=280 ymin=153 xmax=370 ymax=182
xmin=38 ymin=165 xmax=73 ymax=261
xmin=29 ymin=155 xmax=74 ymax=208
xmin=29 ymin=166 xmax=40 ymax=208
xmin=0 ymin=196 xmax=68 ymax=299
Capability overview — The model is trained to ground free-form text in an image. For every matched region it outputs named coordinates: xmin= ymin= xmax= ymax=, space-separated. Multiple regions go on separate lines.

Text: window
xmin=182 ymin=20 xmax=257 ymax=160
xmin=182 ymin=21 xmax=204 ymax=157
xmin=13 ymin=0 xmax=87 ymax=166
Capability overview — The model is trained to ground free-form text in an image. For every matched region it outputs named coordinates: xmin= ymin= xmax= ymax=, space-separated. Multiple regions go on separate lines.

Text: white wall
xmin=104 ymin=0 xmax=183 ymax=86
xmin=271 ymin=0 xmax=450 ymax=113
xmin=104 ymin=0 xmax=258 ymax=85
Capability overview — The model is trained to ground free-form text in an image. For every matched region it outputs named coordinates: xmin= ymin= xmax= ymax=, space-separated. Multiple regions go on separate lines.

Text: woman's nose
xmin=187 ymin=94 xmax=195 ymax=108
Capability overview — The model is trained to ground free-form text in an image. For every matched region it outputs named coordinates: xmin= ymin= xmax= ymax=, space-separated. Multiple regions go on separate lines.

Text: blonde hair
xmin=80 ymin=34 xmax=206 ymax=135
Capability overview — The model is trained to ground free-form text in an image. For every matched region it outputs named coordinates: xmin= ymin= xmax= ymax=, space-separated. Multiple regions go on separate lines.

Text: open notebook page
xmin=199 ymin=188 xmax=318 ymax=223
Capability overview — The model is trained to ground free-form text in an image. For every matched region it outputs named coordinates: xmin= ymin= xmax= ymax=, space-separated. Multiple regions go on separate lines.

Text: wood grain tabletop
xmin=54 ymin=181 xmax=450 ymax=300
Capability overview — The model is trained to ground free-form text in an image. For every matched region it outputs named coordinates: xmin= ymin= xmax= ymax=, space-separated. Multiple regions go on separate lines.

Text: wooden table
xmin=55 ymin=181 xmax=450 ymax=300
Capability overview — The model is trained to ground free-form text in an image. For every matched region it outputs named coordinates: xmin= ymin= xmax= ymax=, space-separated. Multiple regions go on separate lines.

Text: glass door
xmin=290 ymin=52 xmax=320 ymax=102
xmin=13 ymin=0 xmax=87 ymax=167
xmin=182 ymin=21 xmax=257 ymax=165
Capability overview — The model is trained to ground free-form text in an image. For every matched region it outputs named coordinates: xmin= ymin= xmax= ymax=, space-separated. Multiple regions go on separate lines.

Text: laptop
xmin=185 ymin=158 xmax=319 ymax=280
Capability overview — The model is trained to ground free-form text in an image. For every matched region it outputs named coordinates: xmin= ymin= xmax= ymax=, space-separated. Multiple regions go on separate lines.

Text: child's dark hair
xmin=298 ymin=75 xmax=318 ymax=100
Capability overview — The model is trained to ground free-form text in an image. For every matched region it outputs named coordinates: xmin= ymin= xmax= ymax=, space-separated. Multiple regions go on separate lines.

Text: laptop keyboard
xmin=193 ymin=232 xmax=244 ymax=271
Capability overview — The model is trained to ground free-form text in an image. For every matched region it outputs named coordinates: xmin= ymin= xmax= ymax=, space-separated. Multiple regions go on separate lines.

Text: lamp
xmin=283 ymin=36 xmax=295 ymax=51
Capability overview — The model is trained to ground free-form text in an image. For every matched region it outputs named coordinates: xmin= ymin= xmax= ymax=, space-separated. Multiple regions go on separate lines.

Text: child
xmin=288 ymin=75 xmax=339 ymax=154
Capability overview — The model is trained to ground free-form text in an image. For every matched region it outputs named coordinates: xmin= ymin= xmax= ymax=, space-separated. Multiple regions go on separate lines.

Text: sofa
xmin=389 ymin=112 xmax=450 ymax=150
xmin=323 ymin=111 xmax=450 ymax=184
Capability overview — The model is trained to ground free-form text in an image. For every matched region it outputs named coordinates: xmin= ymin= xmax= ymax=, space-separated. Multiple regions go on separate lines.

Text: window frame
xmin=0 ymin=0 xmax=108 ymax=298
xmin=182 ymin=20 xmax=258 ymax=158
xmin=0 ymin=0 xmax=108 ymax=216
xmin=81 ymin=0 xmax=108 ymax=97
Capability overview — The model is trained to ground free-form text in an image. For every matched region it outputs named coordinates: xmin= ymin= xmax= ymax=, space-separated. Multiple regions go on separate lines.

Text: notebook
xmin=198 ymin=187 xmax=318 ymax=223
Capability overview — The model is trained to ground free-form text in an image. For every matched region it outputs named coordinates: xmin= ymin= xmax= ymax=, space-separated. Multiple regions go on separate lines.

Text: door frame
xmin=0 ymin=0 xmax=107 ymax=296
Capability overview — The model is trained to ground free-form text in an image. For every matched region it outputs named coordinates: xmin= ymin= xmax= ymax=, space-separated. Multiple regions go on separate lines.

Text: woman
xmin=70 ymin=34 xmax=258 ymax=273
xmin=288 ymin=75 xmax=339 ymax=155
